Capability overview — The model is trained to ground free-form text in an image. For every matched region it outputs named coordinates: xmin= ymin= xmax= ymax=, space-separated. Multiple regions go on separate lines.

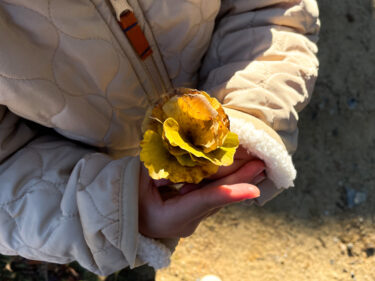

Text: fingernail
xmin=247 ymin=185 xmax=260 ymax=198
xmin=219 ymin=184 xmax=260 ymax=202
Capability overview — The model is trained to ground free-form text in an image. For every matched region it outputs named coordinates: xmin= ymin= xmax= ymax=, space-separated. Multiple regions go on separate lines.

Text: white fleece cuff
xmin=135 ymin=234 xmax=172 ymax=269
xmin=229 ymin=117 xmax=296 ymax=189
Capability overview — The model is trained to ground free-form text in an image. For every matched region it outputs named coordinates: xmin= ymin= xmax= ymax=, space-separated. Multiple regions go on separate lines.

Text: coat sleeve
xmin=0 ymin=107 xmax=174 ymax=276
xmin=199 ymin=0 xmax=320 ymax=205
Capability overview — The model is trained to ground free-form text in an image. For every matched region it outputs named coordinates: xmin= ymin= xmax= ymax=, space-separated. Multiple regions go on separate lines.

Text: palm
xmin=139 ymin=158 xmax=265 ymax=239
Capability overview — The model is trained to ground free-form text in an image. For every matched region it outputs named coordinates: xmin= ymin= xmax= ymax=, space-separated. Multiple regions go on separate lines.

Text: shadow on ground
xmin=262 ymin=0 xmax=375 ymax=221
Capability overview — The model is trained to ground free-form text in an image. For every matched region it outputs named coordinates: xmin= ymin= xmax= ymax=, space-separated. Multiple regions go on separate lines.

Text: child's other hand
xmin=138 ymin=159 xmax=265 ymax=239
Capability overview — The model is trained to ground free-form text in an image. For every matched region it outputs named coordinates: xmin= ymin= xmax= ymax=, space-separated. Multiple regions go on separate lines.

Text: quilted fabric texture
xmin=0 ymin=0 xmax=220 ymax=152
xmin=0 ymin=0 xmax=319 ymax=276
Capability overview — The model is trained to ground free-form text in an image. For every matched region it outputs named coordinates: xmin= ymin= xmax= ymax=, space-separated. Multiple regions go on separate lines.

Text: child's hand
xmin=138 ymin=159 xmax=265 ymax=239
xmin=206 ymin=145 xmax=258 ymax=181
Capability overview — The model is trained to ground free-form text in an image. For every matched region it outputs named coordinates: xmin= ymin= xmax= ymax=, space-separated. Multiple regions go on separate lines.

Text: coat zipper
xmin=109 ymin=0 xmax=170 ymax=103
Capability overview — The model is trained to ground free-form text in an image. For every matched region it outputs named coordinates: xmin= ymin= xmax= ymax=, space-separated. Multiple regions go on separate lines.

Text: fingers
xmin=139 ymin=159 xmax=266 ymax=239
xmin=201 ymin=183 xmax=260 ymax=209
xmin=207 ymin=147 xmax=257 ymax=181
xmin=206 ymin=158 xmax=248 ymax=180
xmin=206 ymin=160 xmax=264 ymax=189
xmin=163 ymin=160 xmax=265 ymax=223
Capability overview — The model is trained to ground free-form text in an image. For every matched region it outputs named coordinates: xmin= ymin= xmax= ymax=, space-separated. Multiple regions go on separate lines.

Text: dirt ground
xmin=156 ymin=0 xmax=375 ymax=280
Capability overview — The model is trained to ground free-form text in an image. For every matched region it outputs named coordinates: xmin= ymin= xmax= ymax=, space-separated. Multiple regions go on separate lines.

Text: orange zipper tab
xmin=119 ymin=11 xmax=153 ymax=60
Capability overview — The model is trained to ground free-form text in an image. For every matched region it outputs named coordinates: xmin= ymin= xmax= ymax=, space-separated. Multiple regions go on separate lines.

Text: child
xmin=0 ymin=0 xmax=319 ymax=276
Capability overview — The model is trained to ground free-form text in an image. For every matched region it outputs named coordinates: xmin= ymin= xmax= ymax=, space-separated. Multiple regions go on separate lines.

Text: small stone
xmin=345 ymin=187 xmax=367 ymax=208
xmin=365 ymin=248 xmax=375 ymax=257
xmin=346 ymin=13 xmax=355 ymax=22
xmin=347 ymin=98 xmax=358 ymax=110
xmin=200 ymin=275 xmax=222 ymax=281
xmin=347 ymin=243 xmax=354 ymax=257
xmin=354 ymin=192 xmax=367 ymax=205
xmin=340 ymin=243 xmax=347 ymax=254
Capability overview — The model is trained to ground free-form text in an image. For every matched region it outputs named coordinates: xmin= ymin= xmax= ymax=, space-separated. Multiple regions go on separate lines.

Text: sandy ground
xmin=156 ymin=0 xmax=375 ymax=280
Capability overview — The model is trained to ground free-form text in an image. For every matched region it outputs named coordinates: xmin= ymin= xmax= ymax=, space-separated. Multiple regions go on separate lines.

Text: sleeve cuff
xmin=133 ymin=235 xmax=177 ymax=270
xmin=224 ymin=107 xmax=296 ymax=195
xmin=121 ymin=157 xmax=177 ymax=270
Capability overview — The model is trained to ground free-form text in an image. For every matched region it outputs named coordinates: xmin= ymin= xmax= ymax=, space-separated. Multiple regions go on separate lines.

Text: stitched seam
xmin=0 ymin=0 xmax=52 ymax=25
xmin=82 ymin=189 xmax=117 ymax=223
xmin=92 ymin=244 xmax=115 ymax=255
xmin=0 ymin=69 xmax=56 ymax=82
xmin=46 ymin=0 xmax=115 ymax=139
xmin=0 ymin=74 xmax=106 ymax=99
xmin=46 ymin=0 xmax=69 ymax=122
xmin=48 ymin=19 xmax=121 ymax=98
xmin=80 ymin=154 xmax=110 ymax=187
xmin=0 ymin=0 xmax=65 ymax=124
xmin=48 ymin=0 xmax=92 ymax=98
xmin=142 ymin=58 xmax=159 ymax=97
xmin=0 ymin=207 xmax=28 ymax=250
xmin=0 ymin=0 xmax=152 ymax=139
xmin=0 ymin=207 xmax=51 ymax=253
xmin=0 ymin=0 xmax=47 ymax=17
xmin=0 ymin=192 xmax=33 ymax=209
xmin=0 ymin=178 xmax=62 ymax=207
xmin=36 ymin=215 xmax=78 ymax=251
xmin=104 ymin=45 xmax=121 ymax=101
xmin=40 ymin=178 xmax=65 ymax=195
xmin=133 ymin=0 xmax=171 ymax=91
xmin=47 ymin=0 xmax=115 ymax=44
xmin=88 ymin=0 xmax=152 ymax=106
xmin=29 ymin=141 xmax=78 ymax=150
xmin=117 ymin=162 xmax=126 ymax=248
xmin=28 ymin=147 xmax=44 ymax=174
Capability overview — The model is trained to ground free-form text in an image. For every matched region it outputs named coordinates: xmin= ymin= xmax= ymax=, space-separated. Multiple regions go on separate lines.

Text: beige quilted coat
xmin=0 ymin=0 xmax=320 ymax=276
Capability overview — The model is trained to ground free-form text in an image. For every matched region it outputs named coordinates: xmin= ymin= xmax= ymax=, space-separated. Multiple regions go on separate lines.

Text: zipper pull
xmin=109 ymin=0 xmax=153 ymax=61
xmin=109 ymin=0 xmax=133 ymax=21
xmin=119 ymin=11 xmax=153 ymax=60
